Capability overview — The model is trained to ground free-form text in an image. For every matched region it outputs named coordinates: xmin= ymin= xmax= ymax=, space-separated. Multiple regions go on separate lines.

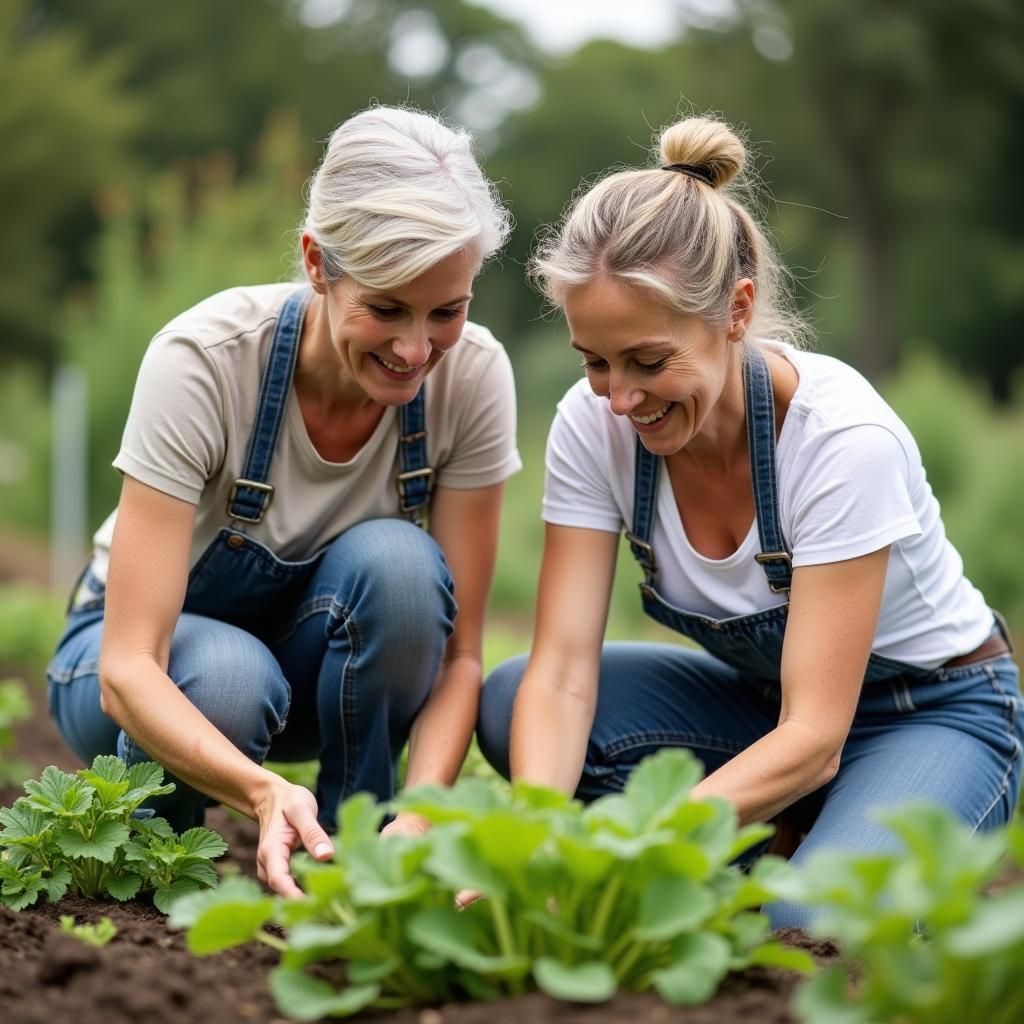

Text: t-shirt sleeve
xmin=787 ymin=424 xmax=922 ymax=567
xmin=434 ymin=343 xmax=522 ymax=489
xmin=542 ymin=387 xmax=623 ymax=534
xmin=112 ymin=332 xmax=226 ymax=504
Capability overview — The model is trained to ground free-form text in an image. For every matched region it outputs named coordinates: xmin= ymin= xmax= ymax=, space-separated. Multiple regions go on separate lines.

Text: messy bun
xmin=532 ymin=113 xmax=808 ymax=348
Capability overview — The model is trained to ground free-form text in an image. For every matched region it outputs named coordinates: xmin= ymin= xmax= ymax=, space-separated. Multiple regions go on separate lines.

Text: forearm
xmin=99 ymin=652 xmax=275 ymax=818
xmin=403 ymin=653 xmax=482 ymax=789
xmin=509 ymin=669 xmax=595 ymax=796
xmin=691 ymin=720 xmax=841 ymax=824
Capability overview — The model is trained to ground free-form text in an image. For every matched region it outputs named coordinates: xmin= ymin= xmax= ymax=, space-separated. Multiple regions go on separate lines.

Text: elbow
xmin=816 ymin=748 xmax=843 ymax=788
xmin=97 ymin=656 xmax=129 ymax=722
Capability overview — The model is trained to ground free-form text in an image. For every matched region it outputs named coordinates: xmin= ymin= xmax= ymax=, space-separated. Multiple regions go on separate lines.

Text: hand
xmin=380 ymin=812 xmax=431 ymax=839
xmin=253 ymin=776 xmax=334 ymax=899
xmin=455 ymin=888 xmax=483 ymax=910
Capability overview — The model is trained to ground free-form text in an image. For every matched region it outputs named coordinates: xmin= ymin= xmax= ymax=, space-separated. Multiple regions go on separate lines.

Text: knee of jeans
xmin=168 ymin=625 xmax=290 ymax=750
xmin=477 ymin=653 xmax=529 ymax=779
xmin=326 ymin=518 xmax=456 ymax=644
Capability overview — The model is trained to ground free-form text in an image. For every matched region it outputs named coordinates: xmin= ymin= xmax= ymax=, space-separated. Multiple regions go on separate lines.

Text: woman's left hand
xmin=380 ymin=812 xmax=431 ymax=839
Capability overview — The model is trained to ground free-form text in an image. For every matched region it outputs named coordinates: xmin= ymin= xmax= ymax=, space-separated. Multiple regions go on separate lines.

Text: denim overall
xmin=479 ymin=345 xmax=1023 ymax=928
xmin=49 ymin=286 xmax=456 ymax=830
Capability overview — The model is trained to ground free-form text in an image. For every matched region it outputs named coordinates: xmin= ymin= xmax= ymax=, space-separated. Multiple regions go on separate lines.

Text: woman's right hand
xmin=253 ymin=776 xmax=335 ymax=898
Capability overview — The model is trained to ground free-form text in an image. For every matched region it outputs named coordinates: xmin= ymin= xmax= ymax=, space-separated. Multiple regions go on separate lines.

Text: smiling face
xmin=564 ymin=275 xmax=752 ymax=456
xmin=302 ymin=238 xmax=480 ymax=407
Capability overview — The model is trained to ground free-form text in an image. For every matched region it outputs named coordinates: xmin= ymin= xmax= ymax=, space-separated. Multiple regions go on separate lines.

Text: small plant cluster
xmin=0 ymin=755 xmax=227 ymax=912
xmin=776 ymin=804 xmax=1024 ymax=1024
xmin=0 ymin=678 xmax=32 ymax=784
xmin=60 ymin=914 xmax=117 ymax=947
xmin=172 ymin=749 xmax=812 ymax=1019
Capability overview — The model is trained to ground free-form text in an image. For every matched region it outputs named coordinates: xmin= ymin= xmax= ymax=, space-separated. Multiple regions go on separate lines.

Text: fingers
xmin=259 ymin=833 xmax=304 ymax=900
xmin=290 ymin=801 xmax=334 ymax=861
xmin=454 ymin=888 xmax=483 ymax=909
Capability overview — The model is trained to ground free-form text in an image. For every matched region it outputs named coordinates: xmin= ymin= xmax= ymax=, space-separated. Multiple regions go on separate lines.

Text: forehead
xmin=564 ymin=277 xmax=679 ymax=351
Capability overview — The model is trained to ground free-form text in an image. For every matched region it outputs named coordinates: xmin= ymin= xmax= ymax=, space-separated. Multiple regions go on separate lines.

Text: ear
xmin=301 ymin=232 xmax=328 ymax=294
xmin=728 ymin=278 xmax=755 ymax=341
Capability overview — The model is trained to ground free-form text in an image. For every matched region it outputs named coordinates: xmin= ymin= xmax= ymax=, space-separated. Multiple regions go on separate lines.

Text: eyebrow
xmin=570 ymin=339 xmax=670 ymax=355
xmin=364 ymin=293 xmax=473 ymax=307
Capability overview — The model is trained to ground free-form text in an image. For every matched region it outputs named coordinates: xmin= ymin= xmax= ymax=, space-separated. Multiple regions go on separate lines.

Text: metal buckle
xmin=754 ymin=550 xmax=792 ymax=594
xmin=397 ymin=466 xmax=434 ymax=512
xmin=624 ymin=531 xmax=658 ymax=577
xmin=227 ymin=478 xmax=275 ymax=523
xmin=399 ymin=430 xmax=427 ymax=444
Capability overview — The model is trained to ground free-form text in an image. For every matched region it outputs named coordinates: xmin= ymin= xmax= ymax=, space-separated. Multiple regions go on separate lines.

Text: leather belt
xmin=943 ymin=631 xmax=1012 ymax=669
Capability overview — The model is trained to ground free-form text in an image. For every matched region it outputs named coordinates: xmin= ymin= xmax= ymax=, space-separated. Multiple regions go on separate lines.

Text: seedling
xmin=172 ymin=749 xmax=813 ymax=1017
xmin=0 ymin=755 xmax=227 ymax=912
xmin=59 ymin=914 xmax=117 ymax=947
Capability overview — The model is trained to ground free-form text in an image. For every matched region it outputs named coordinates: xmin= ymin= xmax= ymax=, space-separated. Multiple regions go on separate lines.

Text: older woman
xmin=48 ymin=106 xmax=520 ymax=897
xmin=478 ymin=115 xmax=1022 ymax=927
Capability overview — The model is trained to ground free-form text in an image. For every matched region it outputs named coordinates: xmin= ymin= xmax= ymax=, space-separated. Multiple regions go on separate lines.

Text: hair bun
xmin=658 ymin=117 xmax=745 ymax=189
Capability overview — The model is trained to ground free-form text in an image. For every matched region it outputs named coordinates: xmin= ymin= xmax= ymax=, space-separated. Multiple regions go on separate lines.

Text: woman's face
xmin=563 ymin=275 xmax=748 ymax=456
xmin=313 ymin=245 xmax=480 ymax=406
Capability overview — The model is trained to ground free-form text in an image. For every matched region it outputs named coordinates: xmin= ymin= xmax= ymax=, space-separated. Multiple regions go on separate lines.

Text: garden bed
xmin=1 ymin=669 xmax=832 ymax=1023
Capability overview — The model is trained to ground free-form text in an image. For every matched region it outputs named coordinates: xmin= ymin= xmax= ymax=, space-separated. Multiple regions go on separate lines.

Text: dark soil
xmin=0 ymin=666 xmax=833 ymax=1024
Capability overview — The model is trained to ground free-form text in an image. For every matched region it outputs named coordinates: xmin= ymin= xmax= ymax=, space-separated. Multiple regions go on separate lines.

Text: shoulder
xmin=154 ymin=283 xmax=300 ymax=353
xmin=431 ymin=319 xmax=516 ymax=396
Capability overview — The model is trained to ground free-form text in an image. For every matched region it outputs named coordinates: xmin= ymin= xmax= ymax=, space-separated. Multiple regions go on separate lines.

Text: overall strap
xmin=744 ymin=346 xmax=793 ymax=595
xmin=627 ymin=438 xmax=662 ymax=588
xmin=227 ymin=287 xmax=311 ymax=525
xmin=397 ymin=387 xmax=432 ymax=527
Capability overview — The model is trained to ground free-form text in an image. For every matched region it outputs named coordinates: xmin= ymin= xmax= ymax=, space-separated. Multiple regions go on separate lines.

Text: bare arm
xmin=99 ymin=476 xmax=332 ymax=896
xmin=690 ymin=545 xmax=891 ymax=822
xmin=509 ymin=523 xmax=619 ymax=795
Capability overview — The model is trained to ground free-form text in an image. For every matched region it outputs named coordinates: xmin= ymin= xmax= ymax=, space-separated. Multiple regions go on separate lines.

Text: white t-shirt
xmin=543 ymin=340 xmax=992 ymax=668
xmin=89 ymin=284 xmax=522 ymax=581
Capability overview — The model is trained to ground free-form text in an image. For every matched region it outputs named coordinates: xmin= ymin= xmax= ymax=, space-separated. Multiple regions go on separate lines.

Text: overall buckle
xmin=397 ymin=467 xmax=434 ymax=513
xmin=227 ymin=479 xmax=275 ymax=523
xmin=754 ymin=550 xmax=792 ymax=594
xmin=625 ymin=531 xmax=658 ymax=579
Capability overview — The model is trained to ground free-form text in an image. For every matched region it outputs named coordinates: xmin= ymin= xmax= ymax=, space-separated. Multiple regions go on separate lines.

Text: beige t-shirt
xmin=88 ymin=283 xmax=522 ymax=582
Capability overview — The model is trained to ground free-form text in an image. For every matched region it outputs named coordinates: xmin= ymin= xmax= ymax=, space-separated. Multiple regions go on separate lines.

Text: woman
xmin=477 ymin=116 xmax=1022 ymax=928
xmin=48 ymin=106 xmax=520 ymax=898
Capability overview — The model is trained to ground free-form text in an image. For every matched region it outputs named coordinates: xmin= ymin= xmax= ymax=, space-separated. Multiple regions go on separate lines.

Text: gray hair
xmin=532 ymin=115 xmax=808 ymax=347
xmin=304 ymin=106 xmax=511 ymax=289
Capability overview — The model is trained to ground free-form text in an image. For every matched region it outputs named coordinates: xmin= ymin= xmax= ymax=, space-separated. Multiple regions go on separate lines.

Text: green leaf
xmin=346 ymin=956 xmax=401 ymax=984
xmin=468 ymin=813 xmax=548 ymax=873
xmin=123 ymin=762 xmax=175 ymax=807
xmin=426 ymin=830 xmax=509 ymax=899
xmin=0 ymin=801 xmax=49 ymax=844
xmin=746 ymin=941 xmax=816 ymax=973
xmin=394 ymin=778 xmax=509 ymax=824
xmin=727 ymin=822 xmax=774 ymax=861
xmin=553 ymin=833 xmax=616 ymax=884
xmin=289 ymin=921 xmax=366 ymax=952
xmin=621 ymin=749 xmax=704 ymax=831
xmin=533 ymin=958 xmax=617 ymax=1003
xmin=177 ymin=827 xmax=228 ymax=860
xmin=153 ymin=879 xmax=203 ymax=914
xmin=55 ymin=819 xmax=130 ymax=862
xmin=651 ymin=932 xmax=731 ymax=1006
xmin=793 ymin=967 xmax=870 ymax=1024
xmin=269 ymin=967 xmax=379 ymax=1020
xmin=635 ymin=876 xmax=715 ymax=941
xmin=77 ymin=756 xmax=130 ymax=807
xmin=24 ymin=767 xmax=94 ymax=817
xmin=344 ymin=841 xmax=429 ymax=906
xmin=106 ymin=872 xmax=143 ymax=901
xmin=185 ymin=892 xmax=275 ymax=951
xmin=168 ymin=875 xmax=267 ymax=929
xmin=511 ymin=779 xmax=573 ymax=812
xmin=177 ymin=859 xmax=219 ymax=888
xmin=45 ymin=863 xmax=72 ymax=903
xmin=407 ymin=906 xmax=529 ymax=976
xmin=132 ymin=815 xmax=175 ymax=839
xmin=523 ymin=910 xmax=601 ymax=951
xmin=944 ymin=887 xmax=1024 ymax=957
xmin=338 ymin=792 xmax=385 ymax=841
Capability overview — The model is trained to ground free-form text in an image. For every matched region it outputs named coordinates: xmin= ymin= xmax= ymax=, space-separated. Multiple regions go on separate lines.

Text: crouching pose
xmin=478 ymin=115 xmax=1022 ymax=928
xmin=48 ymin=106 xmax=520 ymax=897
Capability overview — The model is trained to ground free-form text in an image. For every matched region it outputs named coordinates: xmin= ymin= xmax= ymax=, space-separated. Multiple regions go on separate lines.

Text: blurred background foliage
xmin=1 ymin=0 xmax=1023 ymax=651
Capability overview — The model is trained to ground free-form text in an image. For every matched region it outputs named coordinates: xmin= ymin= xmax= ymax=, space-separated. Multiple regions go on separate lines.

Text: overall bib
xmin=479 ymin=347 xmax=1023 ymax=928
xmin=49 ymin=287 xmax=457 ymax=830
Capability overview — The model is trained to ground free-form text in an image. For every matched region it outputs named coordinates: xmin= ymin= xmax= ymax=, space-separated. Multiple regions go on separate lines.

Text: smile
xmin=374 ymin=354 xmax=418 ymax=375
xmin=630 ymin=403 xmax=673 ymax=425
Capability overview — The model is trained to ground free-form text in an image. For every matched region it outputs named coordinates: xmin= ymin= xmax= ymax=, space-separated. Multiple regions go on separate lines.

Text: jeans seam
xmin=266 ymin=595 xmax=335 ymax=648
xmin=47 ymin=659 xmax=100 ymax=685
xmin=603 ymin=730 xmax=748 ymax=758
xmin=969 ymin=664 xmax=1023 ymax=832
xmin=334 ymin=601 xmax=360 ymax=800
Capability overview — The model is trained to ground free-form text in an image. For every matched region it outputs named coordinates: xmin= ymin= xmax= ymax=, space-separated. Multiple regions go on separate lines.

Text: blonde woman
xmin=48 ymin=107 xmax=520 ymax=897
xmin=478 ymin=116 xmax=1021 ymax=927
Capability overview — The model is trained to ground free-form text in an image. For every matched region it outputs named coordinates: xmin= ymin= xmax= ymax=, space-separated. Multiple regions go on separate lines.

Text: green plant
xmin=59 ymin=914 xmax=117 ymax=947
xmin=172 ymin=749 xmax=812 ymax=1018
xmin=0 ymin=755 xmax=227 ymax=912
xmin=0 ymin=678 xmax=32 ymax=784
xmin=0 ymin=585 xmax=64 ymax=674
xmin=776 ymin=804 xmax=1024 ymax=1024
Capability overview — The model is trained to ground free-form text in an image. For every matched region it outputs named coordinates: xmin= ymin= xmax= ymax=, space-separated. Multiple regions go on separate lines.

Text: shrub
xmin=0 ymin=678 xmax=32 ymax=784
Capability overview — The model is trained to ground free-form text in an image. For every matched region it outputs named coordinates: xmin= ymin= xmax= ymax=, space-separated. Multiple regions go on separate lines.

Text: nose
xmin=607 ymin=375 xmax=644 ymax=417
xmin=391 ymin=327 xmax=431 ymax=368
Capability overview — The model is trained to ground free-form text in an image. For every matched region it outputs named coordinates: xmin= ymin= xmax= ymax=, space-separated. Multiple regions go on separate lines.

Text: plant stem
xmin=490 ymin=899 xmax=516 ymax=959
xmin=587 ymin=873 xmax=622 ymax=940
xmin=255 ymin=930 xmax=288 ymax=953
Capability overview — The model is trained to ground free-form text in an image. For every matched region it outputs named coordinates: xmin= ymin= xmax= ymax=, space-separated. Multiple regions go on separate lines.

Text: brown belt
xmin=943 ymin=631 xmax=1012 ymax=669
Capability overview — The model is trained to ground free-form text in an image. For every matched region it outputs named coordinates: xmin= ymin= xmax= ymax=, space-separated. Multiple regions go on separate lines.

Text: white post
xmin=51 ymin=365 xmax=89 ymax=593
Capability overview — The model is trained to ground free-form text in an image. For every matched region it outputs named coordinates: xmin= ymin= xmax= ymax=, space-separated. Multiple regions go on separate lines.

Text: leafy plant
xmin=0 ymin=678 xmax=32 ymax=784
xmin=0 ymin=755 xmax=227 ymax=912
xmin=172 ymin=749 xmax=813 ymax=1018
xmin=777 ymin=804 xmax=1024 ymax=1024
xmin=0 ymin=585 xmax=65 ymax=673
xmin=60 ymin=913 xmax=117 ymax=947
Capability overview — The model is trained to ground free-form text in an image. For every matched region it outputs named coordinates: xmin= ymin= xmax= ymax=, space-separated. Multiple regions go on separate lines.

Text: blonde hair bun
xmin=659 ymin=117 xmax=745 ymax=189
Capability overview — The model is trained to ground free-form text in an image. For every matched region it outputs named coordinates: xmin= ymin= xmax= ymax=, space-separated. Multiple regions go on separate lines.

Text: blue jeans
xmin=477 ymin=642 xmax=1024 ymax=929
xmin=48 ymin=519 xmax=457 ymax=832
